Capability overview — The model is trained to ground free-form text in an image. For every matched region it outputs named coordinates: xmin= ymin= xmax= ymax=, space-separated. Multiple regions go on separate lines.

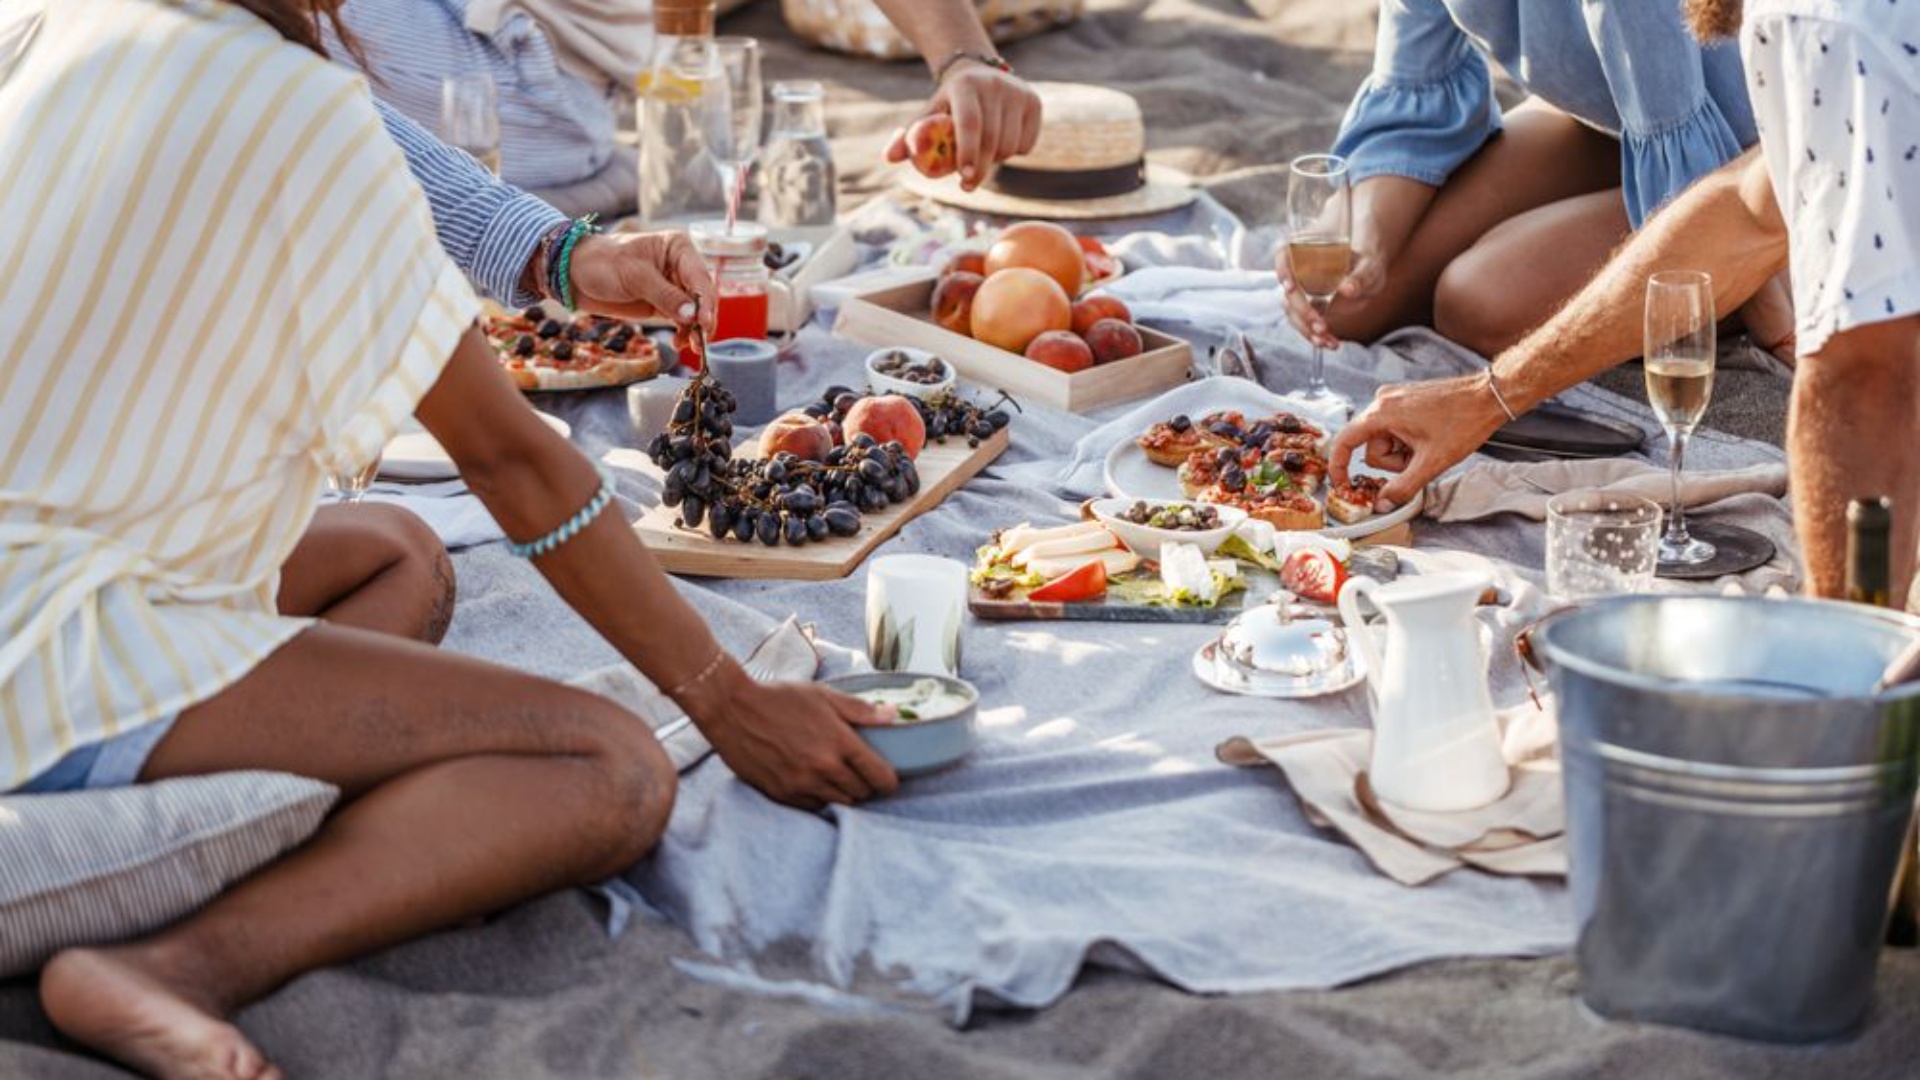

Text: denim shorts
xmin=11 ymin=716 xmax=179 ymax=795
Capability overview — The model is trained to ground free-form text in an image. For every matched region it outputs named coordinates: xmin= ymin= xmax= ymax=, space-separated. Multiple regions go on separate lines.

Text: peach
xmin=930 ymin=271 xmax=984 ymax=337
xmin=970 ymin=267 xmax=1073 ymax=355
xmin=944 ymin=251 xmax=987 ymax=278
xmin=758 ymin=411 xmax=835 ymax=462
xmin=1085 ymin=318 xmax=1145 ymax=365
xmin=844 ymin=395 xmax=928 ymax=461
xmin=1070 ymin=294 xmax=1132 ymax=337
xmin=1025 ymin=330 xmax=1095 ymax=374
xmin=985 ymin=221 xmax=1086 ymax=297
xmin=906 ymin=115 xmax=958 ymax=180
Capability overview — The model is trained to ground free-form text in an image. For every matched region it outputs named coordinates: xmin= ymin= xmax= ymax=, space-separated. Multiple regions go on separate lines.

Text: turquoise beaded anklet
xmin=508 ymin=471 xmax=615 ymax=559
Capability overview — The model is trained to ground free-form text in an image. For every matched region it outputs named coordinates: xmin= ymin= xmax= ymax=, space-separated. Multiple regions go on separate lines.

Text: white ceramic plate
xmin=380 ymin=412 xmax=572 ymax=482
xmin=1102 ymin=434 xmax=1423 ymax=543
xmin=1089 ymin=497 xmax=1247 ymax=562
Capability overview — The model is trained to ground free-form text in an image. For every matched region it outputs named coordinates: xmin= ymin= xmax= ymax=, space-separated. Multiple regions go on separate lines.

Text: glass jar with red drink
xmin=691 ymin=221 xmax=776 ymax=349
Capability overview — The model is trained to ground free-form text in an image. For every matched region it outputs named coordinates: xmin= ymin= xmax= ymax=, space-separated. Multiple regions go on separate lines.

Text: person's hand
xmin=1275 ymin=235 xmax=1387 ymax=351
xmin=567 ymin=230 xmax=715 ymax=356
xmin=886 ymin=61 xmax=1043 ymax=191
xmin=696 ymin=679 xmax=901 ymax=810
xmin=1328 ymin=375 xmax=1509 ymax=510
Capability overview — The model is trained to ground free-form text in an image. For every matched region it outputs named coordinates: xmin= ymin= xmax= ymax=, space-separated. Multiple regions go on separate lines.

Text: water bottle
xmin=758 ymin=80 xmax=836 ymax=228
xmin=637 ymin=0 xmax=724 ymax=225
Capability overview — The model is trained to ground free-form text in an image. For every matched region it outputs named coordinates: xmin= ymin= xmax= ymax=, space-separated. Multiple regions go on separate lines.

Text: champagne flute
xmin=1644 ymin=270 xmax=1718 ymax=567
xmin=1286 ymin=154 xmax=1353 ymax=414
xmin=442 ymin=73 xmax=502 ymax=175
xmin=327 ymin=456 xmax=381 ymax=506
xmin=702 ymin=37 xmax=763 ymax=233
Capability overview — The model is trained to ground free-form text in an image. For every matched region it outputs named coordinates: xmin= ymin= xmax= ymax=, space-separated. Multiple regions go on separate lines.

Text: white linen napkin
xmin=1101 ymin=267 xmax=1287 ymax=331
xmin=1425 ymin=459 xmax=1790 ymax=524
xmin=350 ymin=481 xmax=508 ymax=550
xmin=1218 ymin=703 xmax=1567 ymax=886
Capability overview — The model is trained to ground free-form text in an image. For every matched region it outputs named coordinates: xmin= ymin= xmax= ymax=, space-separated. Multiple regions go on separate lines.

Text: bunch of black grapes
xmin=647 ymin=375 xmax=925 ymax=547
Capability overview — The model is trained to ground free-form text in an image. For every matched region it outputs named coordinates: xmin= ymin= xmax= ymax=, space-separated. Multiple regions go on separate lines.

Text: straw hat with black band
xmin=902 ymin=82 xmax=1197 ymax=220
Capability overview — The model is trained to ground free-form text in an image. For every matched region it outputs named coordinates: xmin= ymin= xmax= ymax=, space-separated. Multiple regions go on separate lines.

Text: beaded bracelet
xmin=548 ymin=213 xmax=601 ymax=312
xmin=507 ymin=470 xmax=615 ymax=560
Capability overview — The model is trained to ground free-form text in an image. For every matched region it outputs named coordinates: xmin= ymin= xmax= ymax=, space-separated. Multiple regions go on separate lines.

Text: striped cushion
xmin=0 ymin=772 xmax=337 ymax=977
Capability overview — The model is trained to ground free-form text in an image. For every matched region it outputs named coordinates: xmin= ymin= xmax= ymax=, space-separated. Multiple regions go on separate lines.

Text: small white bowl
xmin=1091 ymin=497 xmax=1248 ymax=562
xmin=865 ymin=347 xmax=956 ymax=401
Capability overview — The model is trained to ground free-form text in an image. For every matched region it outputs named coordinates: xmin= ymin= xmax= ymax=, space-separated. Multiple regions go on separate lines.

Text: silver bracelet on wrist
xmin=1483 ymin=369 xmax=1519 ymax=422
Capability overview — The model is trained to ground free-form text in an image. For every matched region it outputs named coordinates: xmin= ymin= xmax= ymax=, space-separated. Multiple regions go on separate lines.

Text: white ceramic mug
xmin=866 ymin=554 xmax=967 ymax=678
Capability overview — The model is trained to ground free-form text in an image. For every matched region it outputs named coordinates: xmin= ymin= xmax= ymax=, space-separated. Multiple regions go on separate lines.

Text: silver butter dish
xmin=1192 ymin=600 xmax=1366 ymax=699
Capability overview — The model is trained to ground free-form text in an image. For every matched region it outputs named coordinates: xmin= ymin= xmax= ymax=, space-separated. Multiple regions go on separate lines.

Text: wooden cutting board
xmin=632 ymin=428 xmax=1008 ymax=580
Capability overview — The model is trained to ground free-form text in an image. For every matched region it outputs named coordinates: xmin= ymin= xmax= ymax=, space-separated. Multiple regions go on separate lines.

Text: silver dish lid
xmin=1210 ymin=601 xmax=1357 ymax=697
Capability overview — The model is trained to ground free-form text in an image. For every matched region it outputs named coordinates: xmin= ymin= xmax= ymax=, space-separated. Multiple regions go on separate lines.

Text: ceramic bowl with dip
xmin=826 ymin=672 xmax=979 ymax=778
xmin=865 ymin=347 xmax=956 ymax=401
xmin=1091 ymin=497 xmax=1247 ymax=562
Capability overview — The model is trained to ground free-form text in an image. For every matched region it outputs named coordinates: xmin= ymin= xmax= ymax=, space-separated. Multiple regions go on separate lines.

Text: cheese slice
xmin=1160 ymin=543 xmax=1216 ymax=603
xmin=1011 ymin=530 xmax=1120 ymax=567
xmin=1028 ymin=548 xmax=1140 ymax=580
xmin=1000 ymin=521 xmax=1106 ymax=559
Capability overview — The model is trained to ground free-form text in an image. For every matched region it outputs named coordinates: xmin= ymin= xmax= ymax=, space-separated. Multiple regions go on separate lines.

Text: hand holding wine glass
xmin=1285 ymin=154 xmax=1354 ymax=415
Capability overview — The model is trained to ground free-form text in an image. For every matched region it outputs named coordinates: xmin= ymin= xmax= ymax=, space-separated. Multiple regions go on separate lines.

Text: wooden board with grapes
xmin=631 ymin=376 xmax=1012 ymax=581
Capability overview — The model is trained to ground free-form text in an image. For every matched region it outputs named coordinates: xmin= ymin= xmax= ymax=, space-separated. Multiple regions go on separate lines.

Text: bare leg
xmin=1432 ymin=189 xmax=1632 ymax=356
xmin=1326 ymin=99 xmax=1623 ymax=343
xmin=276 ymin=504 xmax=455 ymax=643
xmin=40 ymin=624 xmax=676 ymax=1080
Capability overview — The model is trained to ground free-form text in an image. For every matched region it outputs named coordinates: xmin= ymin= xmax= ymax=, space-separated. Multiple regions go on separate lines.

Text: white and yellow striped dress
xmin=0 ymin=0 xmax=480 ymax=788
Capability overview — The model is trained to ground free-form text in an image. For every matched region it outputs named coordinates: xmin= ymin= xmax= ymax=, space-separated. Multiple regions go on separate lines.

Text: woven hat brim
xmin=899 ymin=162 xmax=1198 ymax=221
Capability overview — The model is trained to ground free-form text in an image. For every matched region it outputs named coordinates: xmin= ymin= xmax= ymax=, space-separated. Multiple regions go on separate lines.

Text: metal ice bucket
xmin=1531 ymin=596 xmax=1920 ymax=1042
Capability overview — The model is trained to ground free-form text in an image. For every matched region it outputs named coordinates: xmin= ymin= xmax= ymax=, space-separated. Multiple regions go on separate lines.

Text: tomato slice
xmin=1075 ymin=235 xmax=1109 ymax=257
xmin=1280 ymin=549 xmax=1348 ymax=604
xmin=1028 ymin=558 xmax=1109 ymax=603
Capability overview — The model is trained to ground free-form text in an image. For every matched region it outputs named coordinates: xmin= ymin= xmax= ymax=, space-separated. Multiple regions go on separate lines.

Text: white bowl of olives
xmin=1091 ymin=498 xmax=1247 ymax=562
xmin=865 ymin=347 xmax=956 ymax=401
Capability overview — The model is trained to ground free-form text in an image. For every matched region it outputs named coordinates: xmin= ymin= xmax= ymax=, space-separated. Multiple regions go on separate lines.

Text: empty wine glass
xmin=1286 ymin=154 xmax=1353 ymax=415
xmin=1644 ymin=270 xmax=1718 ymax=568
xmin=442 ymin=73 xmax=502 ymax=175
xmin=327 ymin=456 xmax=381 ymax=506
xmin=702 ymin=36 xmax=763 ymax=233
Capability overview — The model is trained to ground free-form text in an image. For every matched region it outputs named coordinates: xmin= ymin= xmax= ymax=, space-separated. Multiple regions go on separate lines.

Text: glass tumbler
xmin=758 ymin=80 xmax=836 ymax=227
xmin=1546 ymin=492 xmax=1662 ymax=602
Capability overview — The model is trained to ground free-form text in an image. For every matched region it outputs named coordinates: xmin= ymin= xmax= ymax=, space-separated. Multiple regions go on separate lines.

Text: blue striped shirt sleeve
xmin=374 ymin=98 xmax=567 ymax=307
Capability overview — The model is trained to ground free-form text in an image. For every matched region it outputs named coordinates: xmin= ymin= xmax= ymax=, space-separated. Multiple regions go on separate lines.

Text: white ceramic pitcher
xmin=1339 ymin=572 xmax=1510 ymax=812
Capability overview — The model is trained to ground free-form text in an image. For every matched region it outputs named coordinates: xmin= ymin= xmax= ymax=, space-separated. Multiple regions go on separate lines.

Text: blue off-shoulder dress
xmin=1331 ymin=0 xmax=1759 ymax=227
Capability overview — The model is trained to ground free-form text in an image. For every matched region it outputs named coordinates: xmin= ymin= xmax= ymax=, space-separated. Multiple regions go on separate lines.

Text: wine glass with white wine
xmin=1286 ymin=154 xmax=1353 ymax=415
xmin=1644 ymin=270 xmax=1717 ymax=568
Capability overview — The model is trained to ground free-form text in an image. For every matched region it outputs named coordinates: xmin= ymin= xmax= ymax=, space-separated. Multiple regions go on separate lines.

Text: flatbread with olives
xmin=483 ymin=305 xmax=661 ymax=391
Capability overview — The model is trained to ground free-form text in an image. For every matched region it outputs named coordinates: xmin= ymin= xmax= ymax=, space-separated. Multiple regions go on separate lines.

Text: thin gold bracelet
xmin=665 ymin=648 xmax=729 ymax=701
xmin=1484 ymin=370 xmax=1520 ymax=422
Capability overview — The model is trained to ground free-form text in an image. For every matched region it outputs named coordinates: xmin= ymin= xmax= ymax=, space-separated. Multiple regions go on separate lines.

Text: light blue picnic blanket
xmin=438 ymin=196 xmax=1796 ymax=1024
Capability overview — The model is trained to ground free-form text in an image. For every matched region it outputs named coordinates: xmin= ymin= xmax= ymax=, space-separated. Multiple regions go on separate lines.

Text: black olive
xmin=514 ymin=335 xmax=536 ymax=357
xmin=1278 ymin=415 xmax=1303 ymax=434
xmin=1281 ymin=450 xmax=1306 ymax=472
xmin=551 ymin=341 xmax=574 ymax=362
xmin=538 ymin=319 xmax=564 ymax=338
xmin=1169 ymin=414 xmax=1192 ymax=433
xmin=521 ymin=304 xmax=547 ymax=323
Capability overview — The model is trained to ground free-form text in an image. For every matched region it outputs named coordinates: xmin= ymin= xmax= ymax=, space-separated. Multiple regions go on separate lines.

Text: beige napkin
xmin=568 ymin=616 xmax=821 ymax=772
xmin=1218 ymin=704 xmax=1567 ymax=886
xmin=1425 ymin=458 xmax=1789 ymax=524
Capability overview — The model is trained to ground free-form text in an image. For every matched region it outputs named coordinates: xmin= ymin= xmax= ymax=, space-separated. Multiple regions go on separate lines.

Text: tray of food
xmin=632 ymin=377 xmax=1011 ymax=581
xmin=1106 ymin=407 xmax=1422 ymax=543
xmin=482 ymin=303 xmax=662 ymax=392
xmin=835 ymin=221 xmax=1191 ymax=414
xmin=966 ymin=500 xmax=1398 ymax=623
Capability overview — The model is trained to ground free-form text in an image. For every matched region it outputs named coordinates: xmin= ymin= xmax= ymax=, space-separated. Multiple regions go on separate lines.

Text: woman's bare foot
xmin=40 ymin=948 xmax=280 ymax=1080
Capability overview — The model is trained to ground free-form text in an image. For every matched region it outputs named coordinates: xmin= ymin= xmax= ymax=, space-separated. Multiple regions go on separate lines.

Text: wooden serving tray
xmin=834 ymin=280 xmax=1195 ymax=413
xmin=631 ymin=427 xmax=1008 ymax=580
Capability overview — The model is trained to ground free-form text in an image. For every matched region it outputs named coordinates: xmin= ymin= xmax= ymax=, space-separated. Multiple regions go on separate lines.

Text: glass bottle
xmin=758 ymin=80 xmax=837 ymax=228
xmin=1849 ymin=496 xmax=1918 ymax=947
xmin=636 ymin=0 xmax=724 ymax=225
